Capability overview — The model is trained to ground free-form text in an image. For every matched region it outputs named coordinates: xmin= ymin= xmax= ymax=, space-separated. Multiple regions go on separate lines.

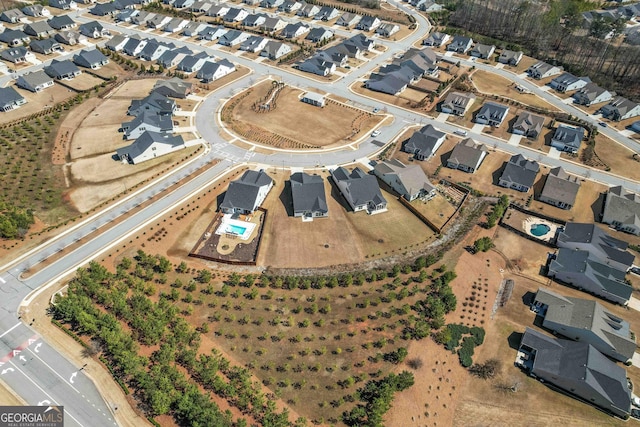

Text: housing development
xmin=0 ymin=0 xmax=639 ymax=426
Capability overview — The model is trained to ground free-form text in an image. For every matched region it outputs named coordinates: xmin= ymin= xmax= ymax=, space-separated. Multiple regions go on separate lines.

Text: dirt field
xmin=470 ymin=69 xmax=559 ymax=111
xmin=228 ymin=81 xmax=383 ymax=149
xmin=591 ymin=134 xmax=640 ymax=181
xmin=258 ymin=168 xmax=436 ymax=268
xmin=64 ymin=73 xmax=106 ymax=91
xmin=0 ymin=84 xmax=75 ymax=125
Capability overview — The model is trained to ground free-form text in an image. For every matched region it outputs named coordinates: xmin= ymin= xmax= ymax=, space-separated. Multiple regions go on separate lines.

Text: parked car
xmin=372 ymin=107 xmax=379 ymax=113
xmin=454 ymin=129 xmax=467 ymax=136
xmin=599 ymin=122 xmax=607 ymax=127
xmin=371 ymin=130 xmax=381 ymax=137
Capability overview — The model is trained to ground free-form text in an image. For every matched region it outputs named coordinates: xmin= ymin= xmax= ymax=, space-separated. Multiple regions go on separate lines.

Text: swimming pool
xmin=215 ymin=215 xmax=256 ymax=240
xmin=227 ymin=224 xmax=247 ymax=235
xmin=530 ymin=223 xmax=551 ymax=237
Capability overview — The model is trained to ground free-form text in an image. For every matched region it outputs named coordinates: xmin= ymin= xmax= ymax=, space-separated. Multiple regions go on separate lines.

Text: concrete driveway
xmin=629 ymin=296 xmax=640 ymax=312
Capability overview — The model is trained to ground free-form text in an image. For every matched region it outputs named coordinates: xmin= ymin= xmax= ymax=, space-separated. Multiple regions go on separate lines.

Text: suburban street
xmin=0 ymin=2 xmax=639 ymax=425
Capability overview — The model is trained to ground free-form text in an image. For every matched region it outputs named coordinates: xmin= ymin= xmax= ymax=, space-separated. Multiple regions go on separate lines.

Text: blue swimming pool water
xmin=227 ymin=224 xmax=247 ymax=235
xmin=530 ymin=223 xmax=551 ymax=237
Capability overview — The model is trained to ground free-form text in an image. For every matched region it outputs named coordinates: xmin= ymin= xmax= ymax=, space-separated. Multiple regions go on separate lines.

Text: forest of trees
xmin=437 ymin=0 xmax=640 ymax=100
xmin=0 ymin=201 xmax=34 ymax=239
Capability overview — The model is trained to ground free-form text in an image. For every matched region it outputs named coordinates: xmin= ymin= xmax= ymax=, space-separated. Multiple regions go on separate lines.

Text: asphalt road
xmin=0 ymin=3 xmax=639 ymax=424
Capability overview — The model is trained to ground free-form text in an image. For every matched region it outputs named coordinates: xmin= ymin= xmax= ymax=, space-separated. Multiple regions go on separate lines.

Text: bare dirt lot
xmin=0 ymin=84 xmax=75 ymax=124
xmin=470 ymin=69 xmax=559 ymax=111
xmin=64 ymin=73 xmax=106 ymax=91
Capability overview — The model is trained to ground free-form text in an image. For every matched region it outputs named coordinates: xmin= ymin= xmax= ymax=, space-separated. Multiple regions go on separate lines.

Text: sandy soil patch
xmin=108 ymin=79 xmax=158 ymax=100
xmin=0 ymin=84 xmax=75 ymax=125
xmin=64 ymin=73 xmax=105 ymax=91
xmin=471 ymin=69 xmax=558 ymax=111
xmin=592 ymin=134 xmax=640 ymax=181
xmin=71 ymin=126 xmax=126 ymax=159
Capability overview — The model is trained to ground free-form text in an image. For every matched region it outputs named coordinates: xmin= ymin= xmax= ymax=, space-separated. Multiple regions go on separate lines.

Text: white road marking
xmin=70 ymin=372 xmax=77 ymax=384
xmin=0 ymin=276 xmax=5 ymax=283
xmin=27 ymin=348 xmax=80 ymax=393
xmin=0 ymin=322 xmax=21 ymax=339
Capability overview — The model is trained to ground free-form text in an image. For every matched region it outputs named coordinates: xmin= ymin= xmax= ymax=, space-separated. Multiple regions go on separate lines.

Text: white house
xmin=116 ymin=131 xmax=186 ymax=164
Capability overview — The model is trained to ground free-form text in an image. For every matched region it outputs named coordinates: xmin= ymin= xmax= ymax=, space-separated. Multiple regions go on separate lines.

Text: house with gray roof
xmin=177 ymin=52 xmax=209 ymax=73
xmin=73 ymin=49 xmax=109 ymax=69
xmin=128 ymin=91 xmax=176 ymax=116
xmin=602 ymin=186 xmax=640 ymax=236
xmin=173 ymin=0 xmax=195 ymax=8
xmin=196 ymin=59 xmax=235 ymax=82
xmin=497 ymin=49 xmax=523 ymax=66
xmin=55 ymin=31 xmax=86 ymax=46
xmin=113 ymin=0 xmax=137 ymax=10
xmin=219 ymin=29 xmax=251 ymax=46
xmin=475 ymin=101 xmax=509 ymax=126
xmin=315 ymin=6 xmax=340 ymax=21
xmin=0 ymin=87 xmax=26 ymax=112
xmin=48 ymin=15 xmax=76 ymax=31
xmin=532 ymin=287 xmax=636 ymax=363
xmin=297 ymin=3 xmax=321 ymax=18
xmin=278 ymin=0 xmax=300 ymax=12
xmin=182 ymin=22 xmax=207 ymax=37
xmin=152 ymin=77 xmax=192 ymax=99
xmin=573 ymin=82 xmax=614 ymax=106
xmin=121 ymin=111 xmax=174 ymax=140
xmin=206 ymin=4 xmax=229 ymax=17
xmin=446 ymin=35 xmax=473 ymax=53
xmin=422 ymin=31 xmax=449 ymax=47
xmin=551 ymin=125 xmax=585 ymax=153
xmin=446 ymin=138 xmax=488 ymax=173
xmin=116 ymin=131 xmax=186 ymax=164
xmin=49 ymin=0 xmax=76 ymax=9
xmin=105 ymin=34 xmax=130 ymax=52
xmin=376 ymin=23 xmax=400 ymax=38
xmin=366 ymin=71 xmax=410 ymax=95
xmin=22 ymin=5 xmax=51 ymax=17
xmin=198 ymin=25 xmax=227 ymax=41
xmin=336 ymin=12 xmax=360 ymax=28
xmin=331 ymin=167 xmax=387 ymax=214
xmin=1 ymin=46 xmax=34 ymax=64
xmin=157 ymin=46 xmax=192 ymax=68
xmin=116 ymin=9 xmax=139 ymax=23
xmin=79 ymin=21 xmax=110 ymax=39
xmin=402 ymin=124 xmax=446 ymax=160
xmin=163 ymin=18 xmax=189 ymax=33
xmin=556 ymin=222 xmax=634 ymax=271
xmin=498 ymin=154 xmax=539 ymax=193
xmin=298 ymin=57 xmax=336 ymax=76
xmin=16 ymin=70 xmax=54 ymax=93
xmin=527 ymin=61 xmax=563 ymax=79
xmin=301 ymin=92 xmax=325 ymax=107
xmin=261 ymin=16 xmax=287 ymax=33
xmin=548 ymin=248 xmax=633 ymax=305
xmin=470 ymin=43 xmax=495 ymax=59
xmin=190 ymin=1 xmax=213 ymax=13
xmin=306 ymin=28 xmax=333 ymax=43
xmin=539 ymin=167 xmax=580 ymax=210
xmin=23 ymin=21 xmax=56 ymax=39
xmin=29 ymin=38 xmax=63 ymax=55
xmin=282 ymin=22 xmax=310 ymax=39
xmin=242 ymin=13 xmax=266 ymax=27
xmin=515 ymin=327 xmax=631 ymax=418
xmin=0 ymin=9 xmax=27 ymax=24
xmin=261 ymin=0 xmax=284 ymax=8
xmin=441 ymin=91 xmax=475 ymax=116
xmin=44 ymin=59 xmax=81 ymax=80
xmin=240 ymin=35 xmax=268 ymax=53
xmin=219 ymin=170 xmax=274 ymax=215
xmin=223 ymin=7 xmax=249 ymax=22
xmin=599 ymin=97 xmax=640 ymax=121
xmin=512 ymin=111 xmax=544 ymax=138
xmin=419 ymin=0 xmax=443 ymax=12
xmin=90 ymin=2 xmax=118 ymax=16
xmin=290 ymin=172 xmax=328 ymax=220
xmin=373 ymin=159 xmax=436 ymax=202
xmin=131 ymin=11 xmax=156 ymax=25
xmin=147 ymin=14 xmax=172 ymax=29
xmin=355 ymin=15 xmax=381 ymax=31
xmin=0 ymin=30 xmax=30 ymax=47
xmin=550 ymin=72 xmax=590 ymax=93
xmin=138 ymin=41 xmax=174 ymax=61
xmin=260 ymin=41 xmax=291 ymax=59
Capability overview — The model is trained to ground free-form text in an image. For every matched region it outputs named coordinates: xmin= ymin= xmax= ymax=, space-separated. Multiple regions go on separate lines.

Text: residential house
xmin=446 ymin=138 xmax=488 ymax=173
xmin=365 ymin=72 xmax=410 ymax=95
xmin=532 ymin=288 xmax=636 ymax=363
xmin=49 ymin=0 xmax=77 ymax=9
xmin=29 ymin=38 xmax=63 ymax=55
xmin=182 ymin=22 xmax=207 ymax=37
xmin=44 ymin=59 xmax=81 ymax=80
xmin=242 ymin=13 xmax=266 ymax=27
xmin=402 ymin=124 xmax=446 ymax=160
xmin=441 ymin=91 xmax=476 ymax=116
xmin=105 ymin=34 xmax=130 ymax=52
xmin=278 ymin=0 xmax=301 ymax=13
xmin=599 ymin=97 xmax=640 ymax=121
xmin=631 ymin=120 xmax=640 ymax=133
xmin=128 ymin=91 xmax=176 ymax=116
xmin=0 ymin=30 xmax=30 ymax=47
xmin=79 ymin=21 xmax=110 ymax=38
xmin=223 ymin=8 xmax=249 ymax=22
xmin=376 ymin=23 xmax=400 ymax=38
xmin=219 ymin=30 xmax=251 ymax=46
xmin=306 ymin=28 xmax=333 ymax=43
xmin=157 ymin=46 xmax=192 ymax=68
xmin=116 ymin=131 xmax=186 ymax=164
xmin=515 ymin=328 xmax=631 ymax=418
xmin=176 ymin=51 xmax=209 ymax=73
xmin=138 ymin=41 xmax=174 ymax=61
xmin=116 ymin=9 xmax=139 ymax=23
xmin=190 ymin=1 xmax=213 ymax=13
xmin=539 ymin=167 xmax=581 ymax=210
xmin=240 ymin=36 xmax=268 ymax=53
xmin=152 ymin=77 xmax=192 ymax=99
xmin=0 ymin=9 xmax=27 ymax=23
xmin=297 ymin=4 xmax=321 ymax=18
xmin=373 ymin=159 xmax=436 ymax=202
xmin=1 ymin=47 xmax=34 ymax=64
xmin=282 ymin=22 xmax=310 ymax=38
xmin=301 ymin=92 xmax=325 ymax=107
xmin=315 ymin=48 xmax=348 ymax=67
xmin=147 ymin=14 xmax=172 ymax=29
xmin=0 ymin=87 xmax=26 ymax=112
xmin=469 ymin=43 xmax=495 ymax=59
xmin=550 ymin=72 xmax=590 ymax=93
xmin=261 ymin=0 xmax=284 ymax=8
xmin=527 ymin=61 xmax=563 ymax=79
xmin=90 ymin=2 xmax=118 ymax=16
xmin=206 ymin=4 xmax=230 ymax=17
xmin=556 ymin=222 xmax=635 ymax=271
xmin=336 ymin=12 xmax=360 ymax=28
xmin=356 ymin=16 xmax=381 ymax=31
xmin=55 ymin=31 xmax=86 ymax=46
xmin=48 ymin=15 xmax=76 ymax=31
xmin=260 ymin=41 xmax=291 ymax=59
xmin=73 ymin=49 xmax=109 ymax=69
xmin=498 ymin=154 xmax=539 ymax=192
xmin=290 ymin=172 xmax=328 ymax=219
xmin=447 ymin=35 xmax=473 ymax=53
xmin=122 ymin=37 xmax=148 ymax=56
xmin=512 ymin=111 xmax=545 ymax=138
xmin=219 ymin=170 xmax=274 ymax=215
xmin=196 ymin=59 xmax=235 ymax=82
xmin=163 ymin=18 xmax=189 ymax=33
xmin=573 ymin=82 xmax=614 ymax=106
xmin=330 ymin=167 xmax=387 ymax=214
xmin=23 ymin=22 xmax=56 ymax=39
xmin=16 ymin=70 xmax=54 ymax=93
xmin=550 ymin=125 xmax=585 ymax=153
xmin=131 ymin=11 xmax=156 ymax=25
xmin=261 ymin=17 xmax=287 ymax=33
xmin=113 ymin=0 xmax=137 ymax=9
xmin=548 ymin=248 xmax=633 ymax=305
xmin=419 ymin=0 xmax=443 ymax=12
xmin=497 ymin=49 xmax=523 ymax=66
xmin=121 ymin=112 xmax=174 ymax=140
xmin=315 ymin=6 xmax=340 ymax=21
xmin=173 ymin=0 xmax=195 ymax=8
xmin=244 ymin=0 xmax=260 ymax=6
xmin=601 ymin=186 xmax=640 ymax=235
xmin=422 ymin=31 xmax=449 ymax=47
xmin=198 ymin=26 xmax=228 ymax=41
xmin=475 ymin=101 xmax=509 ymax=126
xmin=298 ymin=57 xmax=336 ymax=76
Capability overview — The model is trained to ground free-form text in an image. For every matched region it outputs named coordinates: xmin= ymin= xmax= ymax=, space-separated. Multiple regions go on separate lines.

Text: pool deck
xmin=522 ymin=217 xmax=559 ymax=243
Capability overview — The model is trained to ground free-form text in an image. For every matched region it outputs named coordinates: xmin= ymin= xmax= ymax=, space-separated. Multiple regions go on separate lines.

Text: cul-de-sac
xmin=0 ymin=0 xmax=640 ymax=425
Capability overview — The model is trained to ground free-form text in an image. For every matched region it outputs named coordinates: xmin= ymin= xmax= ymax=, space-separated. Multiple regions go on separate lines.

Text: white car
xmin=371 ymin=130 xmax=381 ymax=137
xmin=454 ymin=129 xmax=467 ymax=136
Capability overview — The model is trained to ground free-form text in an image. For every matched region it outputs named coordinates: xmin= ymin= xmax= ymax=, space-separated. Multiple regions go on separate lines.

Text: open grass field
xmin=0 ymin=83 xmax=75 ymax=124
xmin=257 ymin=168 xmax=436 ymax=268
xmin=228 ymin=80 xmax=383 ymax=149
xmin=64 ymin=73 xmax=106 ymax=91
xmin=471 ymin=69 xmax=559 ymax=111
xmin=590 ymin=134 xmax=640 ymax=181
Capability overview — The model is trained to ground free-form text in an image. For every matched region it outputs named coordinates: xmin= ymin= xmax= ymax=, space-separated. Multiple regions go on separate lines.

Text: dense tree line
xmin=0 ymin=201 xmax=34 ymax=239
xmin=440 ymin=0 xmax=640 ymax=100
